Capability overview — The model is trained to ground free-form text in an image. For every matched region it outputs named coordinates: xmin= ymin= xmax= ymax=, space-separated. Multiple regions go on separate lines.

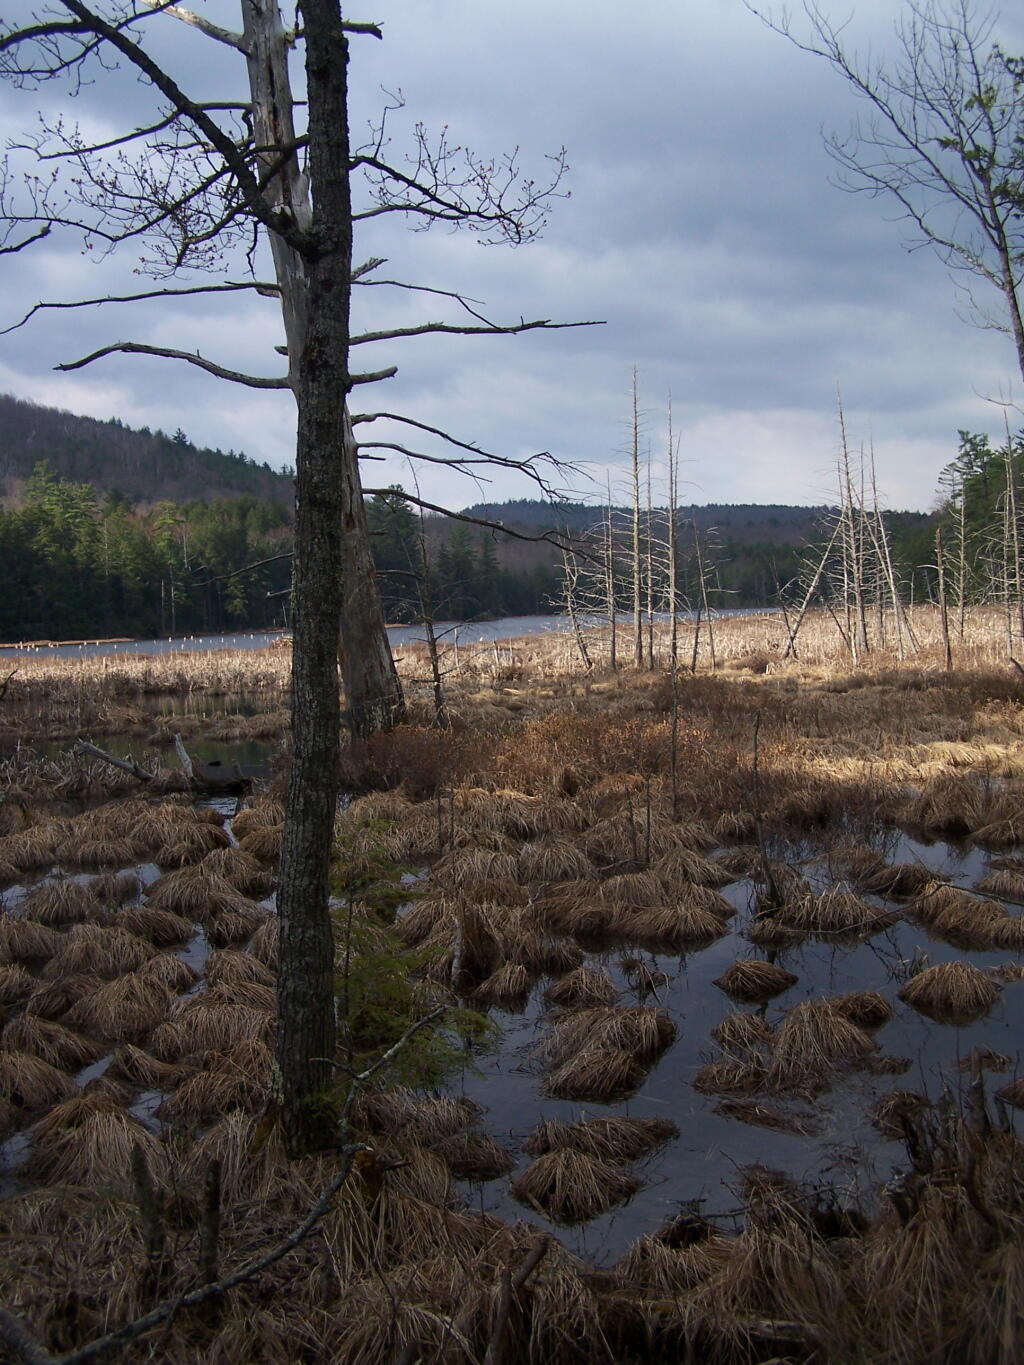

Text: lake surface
xmin=0 ymin=610 xmax=775 ymax=659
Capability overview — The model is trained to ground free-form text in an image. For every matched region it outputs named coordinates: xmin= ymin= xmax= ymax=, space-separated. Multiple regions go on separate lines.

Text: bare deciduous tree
xmin=749 ymin=0 xmax=1024 ymax=380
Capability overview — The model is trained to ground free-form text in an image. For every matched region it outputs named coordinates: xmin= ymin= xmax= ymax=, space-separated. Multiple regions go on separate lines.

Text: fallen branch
xmin=73 ymin=739 xmax=152 ymax=781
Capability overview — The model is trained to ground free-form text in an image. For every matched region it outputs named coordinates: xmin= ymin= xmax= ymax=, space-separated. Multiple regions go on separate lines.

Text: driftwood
xmin=73 ymin=736 xmax=248 ymax=792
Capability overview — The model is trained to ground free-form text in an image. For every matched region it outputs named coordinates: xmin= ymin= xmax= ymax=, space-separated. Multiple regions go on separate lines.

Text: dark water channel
xmin=448 ymin=833 xmax=1024 ymax=1266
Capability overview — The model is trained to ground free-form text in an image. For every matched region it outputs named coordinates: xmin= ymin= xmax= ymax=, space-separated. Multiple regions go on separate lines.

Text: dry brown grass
xmin=977 ymin=867 xmax=1024 ymax=903
xmin=29 ymin=1108 xmax=169 ymax=1189
xmin=829 ymin=990 xmax=894 ymax=1029
xmin=429 ymin=1130 xmax=515 ymax=1180
xmin=769 ymin=1000 xmax=877 ymax=1093
xmin=470 ymin=962 xmax=532 ymax=1009
xmin=713 ymin=959 xmax=797 ymax=1004
xmin=160 ymin=1040 xmax=270 ymax=1119
xmin=0 ymin=917 xmax=62 ymax=966
xmin=617 ymin=903 xmax=728 ymax=950
xmin=114 ymin=904 xmax=193 ymax=945
xmin=2 ymin=1014 xmax=106 ymax=1069
xmin=898 ymin=960 xmax=1000 ymax=1024
xmin=541 ymin=1046 xmax=648 ymax=1102
xmin=713 ymin=1098 xmax=820 ymax=1135
xmin=24 ymin=972 xmax=103 ymax=1021
xmin=512 ymin=1148 xmax=641 ymax=1223
xmin=88 ymin=870 xmax=142 ymax=906
xmin=544 ymin=966 xmax=618 ymax=1008
xmin=0 ymin=1050 xmax=76 ymax=1109
xmin=778 ymin=886 xmax=897 ymax=937
xmin=205 ymin=947 xmax=276 ymax=988
xmin=235 ymin=824 xmax=284 ymax=863
xmin=523 ymin=1114 xmax=678 ymax=1162
xmin=0 ymin=962 xmax=34 ymax=1007
xmin=20 ymin=878 xmax=105 ymax=927
xmin=106 ymin=1043 xmax=182 ymax=1087
xmin=135 ymin=952 xmax=199 ymax=992
xmin=198 ymin=846 xmax=276 ymax=896
xmin=710 ymin=1010 xmax=774 ymax=1054
xmin=68 ymin=971 xmax=174 ymax=1043
xmin=542 ymin=1005 xmax=676 ymax=1068
xmin=41 ymin=923 xmax=155 ymax=979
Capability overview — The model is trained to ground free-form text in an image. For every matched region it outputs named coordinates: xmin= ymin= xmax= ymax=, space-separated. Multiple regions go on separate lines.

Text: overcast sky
xmin=2 ymin=0 xmax=1023 ymax=513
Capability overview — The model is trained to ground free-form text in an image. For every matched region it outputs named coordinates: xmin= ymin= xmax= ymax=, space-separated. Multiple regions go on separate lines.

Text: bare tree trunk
xmin=605 ymin=476 xmax=617 ymax=671
xmin=936 ymin=527 xmax=953 ymax=672
xmin=630 ymin=369 xmax=643 ymax=669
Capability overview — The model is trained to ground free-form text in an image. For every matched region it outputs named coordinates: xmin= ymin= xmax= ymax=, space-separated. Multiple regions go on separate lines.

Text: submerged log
xmin=73 ymin=737 xmax=249 ymax=793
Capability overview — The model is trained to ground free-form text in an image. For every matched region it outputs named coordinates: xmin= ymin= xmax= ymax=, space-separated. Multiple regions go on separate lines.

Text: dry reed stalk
xmin=206 ymin=905 xmax=271 ymax=947
xmin=512 ymin=1148 xmax=641 ymax=1223
xmin=541 ymin=1045 xmax=648 ymax=1102
xmin=517 ymin=838 xmax=594 ymax=883
xmin=898 ymin=961 xmax=1000 ymax=1024
xmin=692 ymin=1059 xmax=768 ymax=1095
xmin=20 ymin=877 xmax=105 ymax=927
xmin=107 ymin=1042 xmax=183 ymax=1087
xmin=0 ymin=1051 xmax=76 ymax=1109
xmin=713 ymin=959 xmax=797 ymax=1004
xmin=0 ymin=916 xmax=62 ymax=965
xmin=205 ymin=948 xmax=276 ymax=988
xmin=0 ymin=963 xmax=35 ymax=1007
xmin=42 ymin=923 xmax=156 ymax=980
xmin=713 ymin=1099 xmax=820 ymax=1135
xmin=24 ymin=972 xmax=103 ymax=1021
xmin=523 ymin=1114 xmax=678 ymax=1162
xmin=829 ymin=991 xmax=893 ymax=1029
xmin=543 ymin=1005 xmax=676 ymax=1067
xmin=544 ymin=966 xmax=618 ymax=1008
xmin=68 ymin=972 xmax=174 ymax=1043
xmin=135 ymin=952 xmax=199 ymax=992
xmin=471 ymin=962 xmax=532 ymax=1008
xmin=29 ymin=1109 xmax=169 ymax=1190
xmin=114 ymin=904 xmax=193 ymax=945
xmin=429 ymin=1130 xmax=515 ymax=1180
xmin=711 ymin=1011 xmax=774 ymax=1054
xmin=768 ymin=1001 xmax=877 ymax=1092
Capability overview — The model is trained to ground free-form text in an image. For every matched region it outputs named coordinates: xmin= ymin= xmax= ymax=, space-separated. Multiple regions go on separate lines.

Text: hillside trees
xmin=750 ymin=0 xmax=1024 ymax=380
xmin=1 ymin=0 xmax=579 ymax=1152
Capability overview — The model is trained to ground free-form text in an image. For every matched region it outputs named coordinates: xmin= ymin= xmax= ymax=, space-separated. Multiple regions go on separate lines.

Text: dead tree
xmin=0 ymin=0 xmax=590 ymax=1155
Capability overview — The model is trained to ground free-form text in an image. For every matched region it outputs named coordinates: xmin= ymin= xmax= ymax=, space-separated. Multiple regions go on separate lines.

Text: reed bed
xmin=898 ymin=960 xmax=1000 ymax=1024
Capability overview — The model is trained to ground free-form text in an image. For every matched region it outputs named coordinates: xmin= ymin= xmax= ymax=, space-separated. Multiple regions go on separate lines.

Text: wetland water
xmin=1 ymin=609 xmax=775 ymax=659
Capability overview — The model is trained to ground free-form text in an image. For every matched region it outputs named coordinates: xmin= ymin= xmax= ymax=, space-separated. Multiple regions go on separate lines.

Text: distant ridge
xmin=0 ymin=392 xmax=293 ymax=507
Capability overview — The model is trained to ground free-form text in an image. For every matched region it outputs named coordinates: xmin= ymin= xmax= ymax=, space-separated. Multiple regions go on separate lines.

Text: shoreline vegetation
xmin=3 ymin=606 xmax=1024 ymax=1361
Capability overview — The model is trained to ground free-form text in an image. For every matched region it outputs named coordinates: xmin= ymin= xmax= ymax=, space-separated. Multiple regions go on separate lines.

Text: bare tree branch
xmin=54 ymin=340 xmax=290 ymax=388
xmin=1 ymin=280 xmax=278 ymax=336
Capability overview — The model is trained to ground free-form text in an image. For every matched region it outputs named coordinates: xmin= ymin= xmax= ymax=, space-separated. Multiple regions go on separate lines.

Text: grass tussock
xmin=512 ymin=1148 xmax=641 ymax=1223
xmin=898 ymin=960 xmax=1000 ymax=1024
xmin=114 ymin=904 xmax=193 ymax=945
xmin=159 ymin=1042 xmax=270 ymax=1119
xmin=995 ymin=1078 xmax=1024 ymax=1108
xmin=542 ymin=1005 xmax=676 ymax=1068
xmin=711 ymin=1010 xmax=774 ymax=1055
xmin=205 ymin=947 xmax=276 ymax=988
xmin=745 ymin=916 xmax=808 ymax=950
xmin=235 ymin=824 xmax=284 ymax=863
xmin=517 ymin=837 xmax=594 ymax=883
xmin=106 ymin=1042 xmax=182 ymax=1087
xmin=0 ymin=962 xmax=34 ymax=1007
xmin=977 ymin=867 xmax=1024 ymax=903
xmin=2 ymin=1014 xmax=106 ymax=1069
xmin=829 ymin=990 xmax=893 ymax=1029
xmin=20 ymin=878 xmax=105 ymax=927
xmin=523 ymin=1114 xmax=678 ymax=1162
xmin=713 ymin=1098 xmax=820 ymax=1135
xmin=198 ymin=846 xmax=276 ymax=896
xmin=42 ymin=923 xmax=156 ymax=980
xmin=618 ymin=903 xmax=727 ymax=951
xmin=144 ymin=865 xmax=231 ymax=917
xmin=206 ymin=904 xmax=271 ymax=947
xmin=542 ymin=1047 xmax=648 ymax=1102
xmin=470 ymin=962 xmax=532 ymax=1009
xmin=24 ymin=972 xmax=103 ymax=1021
xmin=714 ymin=959 xmax=797 ymax=1004
xmin=544 ymin=966 xmax=618 ymax=1008
xmin=354 ymin=1088 xmax=483 ymax=1142
xmin=87 ymin=871 xmax=141 ymax=907
xmin=68 ymin=972 xmax=174 ymax=1044
xmin=429 ymin=1130 xmax=515 ymax=1180
xmin=692 ymin=1058 xmax=768 ymax=1095
xmin=247 ymin=917 xmax=278 ymax=969
xmin=28 ymin=1108 xmax=169 ymax=1190
xmin=0 ymin=1050 xmax=76 ymax=1109
xmin=769 ymin=1000 xmax=877 ymax=1093
xmin=511 ymin=932 xmax=582 ymax=975
xmin=135 ymin=952 xmax=199 ymax=992
xmin=0 ymin=917 xmax=62 ymax=966
xmin=778 ymin=886 xmax=896 ymax=937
